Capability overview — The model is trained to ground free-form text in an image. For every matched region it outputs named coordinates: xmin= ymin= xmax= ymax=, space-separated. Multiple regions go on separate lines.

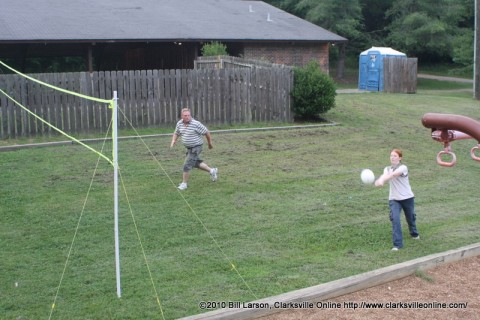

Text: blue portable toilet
xmin=358 ymin=47 xmax=406 ymax=91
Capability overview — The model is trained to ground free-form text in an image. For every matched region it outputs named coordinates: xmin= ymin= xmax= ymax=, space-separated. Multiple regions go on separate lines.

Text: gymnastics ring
xmin=436 ymin=150 xmax=456 ymax=167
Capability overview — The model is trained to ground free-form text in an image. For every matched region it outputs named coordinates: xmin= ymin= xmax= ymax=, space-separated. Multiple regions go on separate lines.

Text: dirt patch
xmin=259 ymin=255 xmax=480 ymax=320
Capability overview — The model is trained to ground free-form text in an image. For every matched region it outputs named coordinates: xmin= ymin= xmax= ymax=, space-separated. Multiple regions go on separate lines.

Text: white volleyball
xmin=360 ymin=169 xmax=375 ymax=184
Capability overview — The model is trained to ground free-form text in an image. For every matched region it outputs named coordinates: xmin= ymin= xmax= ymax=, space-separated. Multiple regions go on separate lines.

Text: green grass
xmin=416 ymin=78 xmax=472 ymax=91
xmin=2 ymin=89 xmax=480 ymax=319
xmin=418 ymin=63 xmax=472 ymax=78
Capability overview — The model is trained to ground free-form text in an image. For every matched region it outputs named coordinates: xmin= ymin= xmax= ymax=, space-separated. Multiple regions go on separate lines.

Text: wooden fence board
xmin=164 ymin=70 xmax=172 ymax=123
xmin=206 ymin=69 xmax=215 ymax=122
xmin=195 ymin=69 xmax=203 ymax=120
xmin=213 ymin=69 xmax=221 ymax=124
xmin=105 ymin=70 xmax=113 ymax=130
xmin=151 ymin=69 xmax=159 ymax=125
xmin=124 ymin=70 xmax=132 ymax=128
xmin=232 ymin=71 xmax=240 ymax=123
xmin=12 ymin=76 xmax=22 ymax=137
xmin=64 ymin=73 xmax=73 ymax=132
xmin=0 ymin=76 xmax=5 ymax=138
xmin=175 ymin=69 xmax=181 ymax=110
xmin=187 ymin=69 xmax=196 ymax=119
xmin=127 ymin=70 xmax=136 ymax=128
xmin=139 ymin=70 xmax=146 ymax=125
xmin=67 ymin=73 xmax=77 ymax=132
xmin=38 ymin=74 xmax=48 ymax=135
xmin=79 ymin=72 xmax=89 ymax=132
xmin=218 ymin=69 xmax=226 ymax=124
xmin=4 ymin=77 xmax=10 ymax=137
xmin=18 ymin=76 xmax=27 ymax=136
xmin=146 ymin=70 xmax=155 ymax=126
xmin=257 ymin=71 xmax=265 ymax=122
xmin=89 ymin=72 xmax=98 ymax=130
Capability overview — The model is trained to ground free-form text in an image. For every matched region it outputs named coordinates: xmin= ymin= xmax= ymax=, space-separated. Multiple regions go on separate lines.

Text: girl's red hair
xmin=392 ymin=149 xmax=403 ymax=158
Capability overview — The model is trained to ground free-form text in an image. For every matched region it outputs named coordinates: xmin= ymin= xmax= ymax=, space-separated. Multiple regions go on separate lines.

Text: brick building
xmin=243 ymin=43 xmax=330 ymax=72
xmin=0 ymin=0 xmax=346 ymax=73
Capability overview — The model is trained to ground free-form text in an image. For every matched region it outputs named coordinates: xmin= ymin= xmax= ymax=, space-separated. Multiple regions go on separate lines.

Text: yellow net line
xmin=0 ymin=60 xmax=112 ymax=105
xmin=0 ymin=88 xmax=113 ymax=165
xmin=0 ymin=60 xmax=114 ymax=165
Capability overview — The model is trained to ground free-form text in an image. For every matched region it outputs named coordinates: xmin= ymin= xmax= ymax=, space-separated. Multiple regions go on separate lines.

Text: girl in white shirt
xmin=375 ymin=149 xmax=420 ymax=251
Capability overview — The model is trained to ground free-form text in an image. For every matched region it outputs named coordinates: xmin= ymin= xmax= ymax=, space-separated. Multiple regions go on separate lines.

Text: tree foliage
xmin=265 ymin=0 xmax=475 ymax=68
xmin=265 ymin=0 xmax=366 ymax=53
xmin=385 ymin=0 xmax=470 ymax=63
xmin=360 ymin=0 xmax=395 ymax=43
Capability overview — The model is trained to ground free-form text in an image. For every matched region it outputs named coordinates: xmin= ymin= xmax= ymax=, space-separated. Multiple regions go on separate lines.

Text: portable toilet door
xmin=366 ymin=50 xmax=381 ymax=91
xmin=359 ymin=49 xmax=382 ymax=91
xmin=358 ymin=53 xmax=368 ymax=90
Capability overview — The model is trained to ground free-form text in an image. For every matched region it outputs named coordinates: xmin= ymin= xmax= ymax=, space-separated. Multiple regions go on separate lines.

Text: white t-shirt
xmin=384 ymin=164 xmax=414 ymax=201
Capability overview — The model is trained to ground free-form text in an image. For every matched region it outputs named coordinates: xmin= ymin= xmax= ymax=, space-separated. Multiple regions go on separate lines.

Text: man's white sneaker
xmin=210 ymin=168 xmax=218 ymax=182
xmin=178 ymin=182 xmax=187 ymax=190
xmin=412 ymin=235 xmax=420 ymax=240
xmin=391 ymin=247 xmax=399 ymax=251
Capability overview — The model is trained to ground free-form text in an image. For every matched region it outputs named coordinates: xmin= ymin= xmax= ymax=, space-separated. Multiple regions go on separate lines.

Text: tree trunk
xmin=336 ymin=43 xmax=346 ymax=79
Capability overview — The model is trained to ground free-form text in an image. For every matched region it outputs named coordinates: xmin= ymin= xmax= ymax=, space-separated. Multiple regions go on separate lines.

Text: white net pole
xmin=113 ymin=91 xmax=121 ymax=298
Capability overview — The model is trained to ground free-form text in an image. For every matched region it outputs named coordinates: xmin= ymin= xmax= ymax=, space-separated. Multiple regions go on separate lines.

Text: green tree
xmin=360 ymin=0 xmax=395 ymax=44
xmin=386 ymin=0 xmax=469 ymax=62
xmin=265 ymin=0 xmax=368 ymax=61
xmin=304 ymin=0 xmax=365 ymax=50
xmin=450 ymin=0 xmax=475 ymax=71
xmin=263 ymin=0 xmax=309 ymax=18
xmin=265 ymin=0 xmax=475 ymax=68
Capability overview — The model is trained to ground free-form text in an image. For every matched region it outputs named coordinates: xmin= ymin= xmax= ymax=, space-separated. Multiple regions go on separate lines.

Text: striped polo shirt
xmin=174 ymin=118 xmax=208 ymax=148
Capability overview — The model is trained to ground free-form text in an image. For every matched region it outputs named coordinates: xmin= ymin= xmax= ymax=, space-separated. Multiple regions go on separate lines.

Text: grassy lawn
xmin=1 ymin=87 xmax=480 ymax=319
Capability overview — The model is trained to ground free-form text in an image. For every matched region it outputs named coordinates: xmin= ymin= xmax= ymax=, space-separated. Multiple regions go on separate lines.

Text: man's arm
xmin=171 ymin=133 xmax=179 ymax=148
xmin=205 ymin=131 xmax=213 ymax=149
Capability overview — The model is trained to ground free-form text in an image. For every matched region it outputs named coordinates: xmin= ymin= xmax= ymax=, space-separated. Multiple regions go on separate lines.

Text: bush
xmin=201 ymin=41 xmax=228 ymax=56
xmin=291 ymin=61 xmax=336 ymax=120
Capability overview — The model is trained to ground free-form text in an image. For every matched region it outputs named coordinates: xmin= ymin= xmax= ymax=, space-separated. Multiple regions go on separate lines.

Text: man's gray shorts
xmin=183 ymin=145 xmax=203 ymax=172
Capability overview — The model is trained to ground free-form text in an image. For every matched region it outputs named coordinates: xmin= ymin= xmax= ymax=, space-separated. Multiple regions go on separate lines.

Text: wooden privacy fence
xmin=383 ymin=57 xmax=418 ymax=93
xmin=0 ymin=67 xmax=293 ymax=139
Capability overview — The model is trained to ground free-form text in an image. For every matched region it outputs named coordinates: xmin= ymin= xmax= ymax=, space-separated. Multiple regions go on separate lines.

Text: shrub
xmin=291 ymin=60 xmax=336 ymax=120
xmin=201 ymin=41 xmax=228 ymax=56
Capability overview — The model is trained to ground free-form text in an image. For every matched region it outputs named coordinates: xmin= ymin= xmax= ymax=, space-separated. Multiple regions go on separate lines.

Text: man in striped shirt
xmin=170 ymin=108 xmax=218 ymax=190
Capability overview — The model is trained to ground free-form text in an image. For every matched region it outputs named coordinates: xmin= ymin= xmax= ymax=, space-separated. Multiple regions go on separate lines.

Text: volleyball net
xmin=0 ymin=60 xmax=256 ymax=319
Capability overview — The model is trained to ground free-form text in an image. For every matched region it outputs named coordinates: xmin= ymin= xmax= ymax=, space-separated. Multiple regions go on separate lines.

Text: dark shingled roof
xmin=0 ymin=0 xmax=347 ymax=43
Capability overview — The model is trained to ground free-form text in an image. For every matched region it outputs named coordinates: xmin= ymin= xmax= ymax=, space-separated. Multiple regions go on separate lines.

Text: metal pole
xmin=113 ymin=91 xmax=121 ymax=297
xmin=475 ymin=0 xmax=480 ymax=99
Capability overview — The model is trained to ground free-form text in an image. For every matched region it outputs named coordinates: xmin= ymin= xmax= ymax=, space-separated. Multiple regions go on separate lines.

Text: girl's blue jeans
xmin=389 ymin=197 xmax=419 ymax=248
